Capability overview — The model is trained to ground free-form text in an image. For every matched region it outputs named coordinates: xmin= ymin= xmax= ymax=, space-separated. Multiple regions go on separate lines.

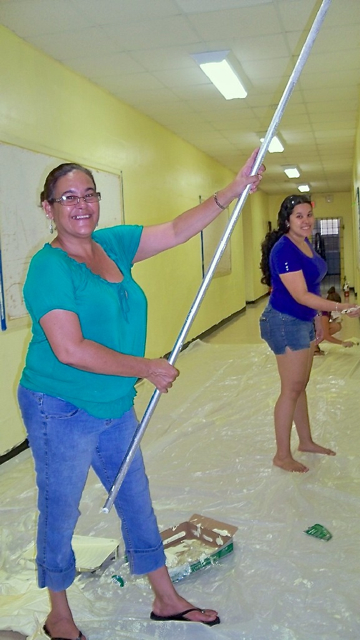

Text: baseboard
xmin=246 ymin=292 xmax=270 ymax=305
xmin=0 ymin=439 xmax=29 ymax=466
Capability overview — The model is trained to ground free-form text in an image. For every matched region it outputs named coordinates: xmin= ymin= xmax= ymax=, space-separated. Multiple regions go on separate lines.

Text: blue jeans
xmin=260 ymin=303 xmax=315 ymax=355
xmin=17 ymin=386 xmax=165 ymax=591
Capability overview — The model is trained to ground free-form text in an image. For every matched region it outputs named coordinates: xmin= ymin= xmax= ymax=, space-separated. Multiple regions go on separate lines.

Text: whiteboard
xmin=0 ymin=143 xmax=123 ymax=323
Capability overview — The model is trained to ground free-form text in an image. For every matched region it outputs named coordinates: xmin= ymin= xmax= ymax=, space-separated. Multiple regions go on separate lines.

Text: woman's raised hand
xmin=232 ymin=148 xmax=266 ymax=196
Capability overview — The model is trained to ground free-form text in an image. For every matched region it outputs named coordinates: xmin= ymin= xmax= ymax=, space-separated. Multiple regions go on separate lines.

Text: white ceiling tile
xmin=166 ymin=121 xmax=217 ymax=135
xmin=204 ymin=111 xmax=258 ymax=127
xmin=187 ymin=4 xmax=281 ymax=40
xmin=306 ymin=99 xmax=359 ymax=114
xmin=309 ymin=111 xmax=358 ymax=124
xmin=65 ymin=53 xmax=145 ymax=79
xmin=245 ymin=92 xmax=280 ymax=108
xmin=1 ymin=0 xmax=359 ymax=194
xmin=175 ymin=0 xmax=272 ymax=12
xmin=124 ymin=88 xmax=183 ymax=106
xmin=315 ymin=130 xmax=355 ymax=141
xmin=151 ymin=67 xmax=209 ymax=88
xmin=288 ymin=24 xmax=360 ymax=56
xmin=303 ymin=49 xmax=360 ymax=75
xmin=100 ymin=16 xmax=199 ymax=50
xmin=302 ymin=86 xmax=359 ymax=103
xmin=299 ymin=69 xmax=360 ymax=90
xmin=276 ymin=0 xmax=316 ymax=32
xmin=242 ymin=56 xmax=290 ymax=79
xmin=0 ymin=0 xmax=91 ymax=37
xmin=70 ymin=0 xmax=180 ymax=26
xmin=232 ymin=33 xmax=290 ymax=61
xmin=105 ymin=73 xmax=166 ymax=93
xmin=316 ymin=1 xmax=360 ymax=28
xmin=129 ymin=47 xmax=196 ymax=71
xmin=313 ymin=120 xmax=357 ymax=133
xmin=26 ymin=27 xmax=120 ymax=61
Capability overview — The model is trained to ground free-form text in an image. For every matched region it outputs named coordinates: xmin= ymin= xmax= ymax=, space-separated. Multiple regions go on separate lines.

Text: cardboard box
xmin=160 ymin=513 xmax=238 ymax=582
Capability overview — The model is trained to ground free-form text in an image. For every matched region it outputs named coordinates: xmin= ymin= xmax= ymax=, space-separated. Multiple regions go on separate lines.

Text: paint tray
xmin=23 ymin=535 xmax=120 ymax=573
xmin=160 ymin=513 xmax=238 ymax=582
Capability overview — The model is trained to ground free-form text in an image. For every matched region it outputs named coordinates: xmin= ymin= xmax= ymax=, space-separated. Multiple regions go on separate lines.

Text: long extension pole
xmin=103 ymin=0 xmax=332 ymax=513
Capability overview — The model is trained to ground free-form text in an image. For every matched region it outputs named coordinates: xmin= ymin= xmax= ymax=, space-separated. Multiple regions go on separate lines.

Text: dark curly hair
xmin=259 ymin=194 xmax=312 ymax=287
xmin=40 ymin=163 xmax=96 ymax=205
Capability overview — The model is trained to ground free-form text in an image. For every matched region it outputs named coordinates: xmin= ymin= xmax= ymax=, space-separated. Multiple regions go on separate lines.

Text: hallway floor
xmin=1 ymin=296 xmax=360 ymax=640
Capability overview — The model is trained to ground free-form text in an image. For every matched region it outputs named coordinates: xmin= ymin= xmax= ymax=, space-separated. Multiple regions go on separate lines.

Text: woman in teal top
xmin=18 ymin=153 xmax=263 ymax=640
xmin=21 ymin=225 xmax=147 ymax=418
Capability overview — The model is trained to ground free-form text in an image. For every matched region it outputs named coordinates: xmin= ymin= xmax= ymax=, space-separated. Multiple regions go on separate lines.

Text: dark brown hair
xmin=40 ymin=163 xmax=96 ymax=204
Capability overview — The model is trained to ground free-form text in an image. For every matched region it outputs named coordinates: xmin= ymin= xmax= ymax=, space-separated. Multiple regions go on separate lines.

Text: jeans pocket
xmin=259 ymin=317 xmax=270 ymax=341
xmin=42 ymin=395 xmax=80 ymax=419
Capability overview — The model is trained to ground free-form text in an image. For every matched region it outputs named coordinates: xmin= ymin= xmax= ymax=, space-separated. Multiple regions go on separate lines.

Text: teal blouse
xmin=20 ymin=225 xmax=147 ymax=419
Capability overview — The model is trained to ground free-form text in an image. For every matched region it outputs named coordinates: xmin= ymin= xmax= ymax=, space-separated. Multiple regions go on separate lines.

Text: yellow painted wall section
xmin=243 ymin=190 xmax=269 ymax=302
xmin=0 ymin=26 xmax=254 ymax=454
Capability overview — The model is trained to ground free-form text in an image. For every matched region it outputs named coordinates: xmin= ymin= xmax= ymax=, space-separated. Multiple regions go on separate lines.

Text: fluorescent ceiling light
xmin=283 ymin=166 xmax=300 ymax=178
xmin=191 ymin=51 xmax=247 ymax=100
xmin=260 ymin=135 xmax=284 ymax=153
xmin=298 ymin=184 xmax=310 ymax=193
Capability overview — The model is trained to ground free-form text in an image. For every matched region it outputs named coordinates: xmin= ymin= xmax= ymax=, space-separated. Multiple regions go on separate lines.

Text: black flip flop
xmin=43 ymin=623 xmax=83 ymax=640
xmin=150 ymin=607 xmax=220 ymax=626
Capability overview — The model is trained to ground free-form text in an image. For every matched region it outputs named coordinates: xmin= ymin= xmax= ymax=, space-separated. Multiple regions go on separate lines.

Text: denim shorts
xmin=259 ymin=303 xmax=315 ymax=355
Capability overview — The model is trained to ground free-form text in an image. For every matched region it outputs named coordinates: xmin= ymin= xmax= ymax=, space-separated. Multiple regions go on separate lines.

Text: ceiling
xmin=1 ymin=0 xmax=360 ymax=195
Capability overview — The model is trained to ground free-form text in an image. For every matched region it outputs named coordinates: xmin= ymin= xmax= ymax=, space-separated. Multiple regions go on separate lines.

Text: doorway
xmin=312 ymin=218 xmax=343 ymax=296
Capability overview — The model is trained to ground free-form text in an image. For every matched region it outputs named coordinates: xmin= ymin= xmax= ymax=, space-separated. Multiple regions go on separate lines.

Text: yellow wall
xmin=0 ymin=26 xmax=251 ymax=455
xmin=242 ymin=190 xmax=269 ymax=301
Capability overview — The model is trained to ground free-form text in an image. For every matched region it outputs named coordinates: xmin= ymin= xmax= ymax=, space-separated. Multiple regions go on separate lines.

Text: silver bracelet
xmin=214 ymin=192 xmax=226 ymax=210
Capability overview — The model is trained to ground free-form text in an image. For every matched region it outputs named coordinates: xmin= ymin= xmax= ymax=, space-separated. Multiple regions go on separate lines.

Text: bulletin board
xmin=0 ymin=143 xmax=123 ymax=327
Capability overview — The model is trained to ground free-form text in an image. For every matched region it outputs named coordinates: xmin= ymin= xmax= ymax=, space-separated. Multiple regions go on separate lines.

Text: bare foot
xmin=273 ymin=455 xmax=309 ymax=473
xmin=152 ymin=594 xmax=219 ymax=625
xmin=298 ymin=442 xmax=336 ymax=456
xmin=44 ymin=616 xmax=86 ymax=640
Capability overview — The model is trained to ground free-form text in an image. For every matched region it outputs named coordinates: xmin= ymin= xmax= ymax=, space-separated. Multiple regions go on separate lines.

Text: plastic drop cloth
xmin=1 ymin=340 xmax=360 ymax=640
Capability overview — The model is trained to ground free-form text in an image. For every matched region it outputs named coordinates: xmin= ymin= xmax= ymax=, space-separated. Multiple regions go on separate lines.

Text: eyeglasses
xmin=50 ymin=192 xmax=101 ymax=206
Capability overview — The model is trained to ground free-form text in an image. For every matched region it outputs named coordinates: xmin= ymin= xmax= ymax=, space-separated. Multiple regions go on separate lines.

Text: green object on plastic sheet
xmin=111 ymin=574 xmax=125 ymax=587
xmin=304 ymin=524 xmax=332 ymax=541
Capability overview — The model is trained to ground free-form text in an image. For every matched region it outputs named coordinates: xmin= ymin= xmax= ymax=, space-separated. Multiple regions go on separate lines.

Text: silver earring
xmin=47 ymin=217 xmax=54 ymax=234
